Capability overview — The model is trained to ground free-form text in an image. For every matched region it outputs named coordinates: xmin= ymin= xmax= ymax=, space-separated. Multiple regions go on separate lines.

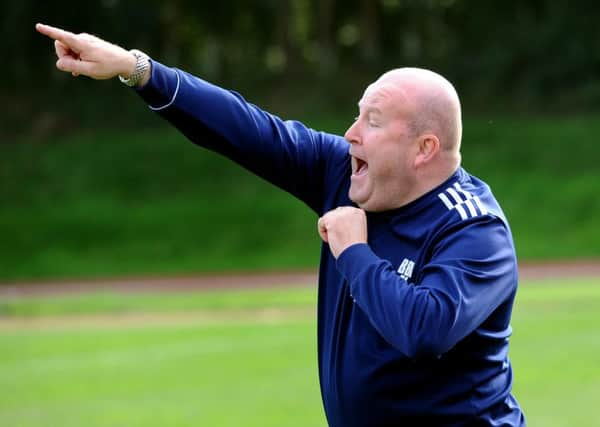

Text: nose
xmin=344 ymin=119 xmax=361 ymax=145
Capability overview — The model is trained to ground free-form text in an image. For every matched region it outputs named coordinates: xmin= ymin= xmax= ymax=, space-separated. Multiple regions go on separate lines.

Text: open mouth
xmin=352 ymin=156 xmax=368 ymax=177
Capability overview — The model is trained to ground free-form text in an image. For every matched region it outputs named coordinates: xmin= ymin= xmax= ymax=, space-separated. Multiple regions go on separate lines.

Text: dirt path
xmin=0 ymin=271 xmax=317 ymax=298
xmin=1 ymin=260 xmax=599 ymax=298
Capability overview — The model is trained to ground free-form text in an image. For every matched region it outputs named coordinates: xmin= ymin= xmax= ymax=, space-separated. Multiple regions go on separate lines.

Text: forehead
xmin=358 ymin=80 xmax=411 ymax=114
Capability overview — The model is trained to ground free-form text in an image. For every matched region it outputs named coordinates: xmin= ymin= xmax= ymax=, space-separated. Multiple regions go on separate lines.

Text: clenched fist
xmin=317 ymin=207 xmax=368 ymax=258
xmin=35 ymin=23 xmax=145 ymax=84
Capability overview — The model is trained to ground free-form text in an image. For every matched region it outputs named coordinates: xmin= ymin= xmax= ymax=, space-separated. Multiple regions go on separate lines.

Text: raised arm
xmin=36 ymin=23 xmax=349 ymax=213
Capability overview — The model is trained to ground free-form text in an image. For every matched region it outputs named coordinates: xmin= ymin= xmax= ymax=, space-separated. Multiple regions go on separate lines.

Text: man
xmin=36 ymin=23 xmax=526 ymax=426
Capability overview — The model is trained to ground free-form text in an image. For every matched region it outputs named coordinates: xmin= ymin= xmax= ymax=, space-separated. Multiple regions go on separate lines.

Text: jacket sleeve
xmin=135 ymin=60 xmax=348 ymax=213
xmin=335 ymin=217 xmax=518 ymax=359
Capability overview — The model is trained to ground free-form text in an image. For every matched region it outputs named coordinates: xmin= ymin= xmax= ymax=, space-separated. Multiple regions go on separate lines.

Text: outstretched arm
xmin=36 ymin=23 xmax=349 ymax=213
xmin=35 ymin=23 xmax=149 ymax=86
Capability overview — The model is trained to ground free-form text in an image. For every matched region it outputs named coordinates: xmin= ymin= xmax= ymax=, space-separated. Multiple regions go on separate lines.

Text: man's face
xmin=345 ymin=80 xmax=419 ymax=212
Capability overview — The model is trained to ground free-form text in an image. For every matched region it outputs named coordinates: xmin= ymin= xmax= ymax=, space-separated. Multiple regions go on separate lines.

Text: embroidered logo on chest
xmin=397 ymin=258 xmax=415 ymax=281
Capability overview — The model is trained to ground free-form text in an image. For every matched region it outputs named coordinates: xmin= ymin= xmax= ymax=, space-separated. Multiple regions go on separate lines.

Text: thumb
xmin=317 ymin=217 xmax=329 ymax=243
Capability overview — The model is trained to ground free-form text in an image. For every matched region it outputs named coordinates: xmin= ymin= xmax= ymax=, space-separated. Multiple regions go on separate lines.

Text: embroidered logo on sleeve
xmin=438 ymin=182 xmax=488 ymax=220
xmin=397 ymin=258 xmax=415 ymax=280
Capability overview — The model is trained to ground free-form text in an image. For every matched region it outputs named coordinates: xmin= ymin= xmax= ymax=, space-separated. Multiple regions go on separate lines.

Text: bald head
xmin=376 ymin=68 xmax=462 ymax=155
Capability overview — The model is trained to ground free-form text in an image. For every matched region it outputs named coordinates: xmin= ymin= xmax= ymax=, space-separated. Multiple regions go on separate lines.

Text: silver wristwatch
xmin=119 ymin=49 xmax=150 ymax=87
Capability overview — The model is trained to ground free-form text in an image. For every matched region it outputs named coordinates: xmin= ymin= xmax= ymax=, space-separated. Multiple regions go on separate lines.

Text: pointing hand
xmin=35 ymin=23 xmax=139 ymax=82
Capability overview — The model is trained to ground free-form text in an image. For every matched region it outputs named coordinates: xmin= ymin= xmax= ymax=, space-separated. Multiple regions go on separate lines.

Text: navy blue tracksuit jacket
xmin=136 ymin=61 xmax=526 ymax=426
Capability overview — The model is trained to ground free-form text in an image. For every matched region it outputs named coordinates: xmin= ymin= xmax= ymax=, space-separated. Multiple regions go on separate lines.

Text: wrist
xmin=119 ymin=49 xmax=151 ymax=87
xmin=121 ymin=51 xmax=137 ymax=79
xmin=336 ymin=243 xmax=378 ymax=278
xmin=337 ymin=242 xmax=369 ymax=261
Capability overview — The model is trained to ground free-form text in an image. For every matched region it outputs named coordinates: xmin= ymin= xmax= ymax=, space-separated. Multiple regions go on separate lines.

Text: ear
xmin=414 ymin=134 xmax=440 ymax=168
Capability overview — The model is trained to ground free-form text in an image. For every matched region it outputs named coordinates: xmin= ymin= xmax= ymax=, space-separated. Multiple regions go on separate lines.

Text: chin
xmin=350 ymin=194 xmax=389 ymax=212
xmin=360 ymin=202 xmax=383 ymax=212
xmin=350 ymin=185 xmax=381 ymax=211
xmin=349 ymin=193 xmax=372 ymax=211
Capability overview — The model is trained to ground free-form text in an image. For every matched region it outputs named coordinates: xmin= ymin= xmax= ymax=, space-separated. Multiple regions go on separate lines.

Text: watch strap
xmin=119 ymin=49 xmax=150 ymax=87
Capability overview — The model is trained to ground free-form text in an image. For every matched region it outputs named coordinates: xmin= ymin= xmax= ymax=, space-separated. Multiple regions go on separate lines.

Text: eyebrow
xmin=357 ymin=103 xmax=383 ymax=115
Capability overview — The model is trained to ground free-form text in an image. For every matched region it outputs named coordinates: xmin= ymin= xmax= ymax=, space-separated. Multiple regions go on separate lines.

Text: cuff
xmin=135 ymin=60 xmax=180 ymax=110
xmin=336 ymin=243 xmax=380 ymax=282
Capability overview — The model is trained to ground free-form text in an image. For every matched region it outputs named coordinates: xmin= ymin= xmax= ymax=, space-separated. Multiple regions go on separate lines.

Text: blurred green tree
xmin=3 ymin=0 xmax=600 ymax=140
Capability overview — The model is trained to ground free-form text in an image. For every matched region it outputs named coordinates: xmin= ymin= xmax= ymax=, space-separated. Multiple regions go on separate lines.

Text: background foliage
xmin=1 ymin=0 xmax=599 ymax=280
xmin=5 ymin=0 xmax=600 ymax=137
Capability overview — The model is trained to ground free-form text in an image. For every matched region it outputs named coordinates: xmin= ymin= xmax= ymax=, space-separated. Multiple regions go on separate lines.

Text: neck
xmin=402 ymin=157 xmax=460 ymax=207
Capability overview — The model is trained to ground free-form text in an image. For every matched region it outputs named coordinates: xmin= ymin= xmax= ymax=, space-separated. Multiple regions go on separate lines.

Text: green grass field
xmin=1 ymin=279 xmax=600 ymax=426
xmin=1 ymin=115 xmax=600 ymax=281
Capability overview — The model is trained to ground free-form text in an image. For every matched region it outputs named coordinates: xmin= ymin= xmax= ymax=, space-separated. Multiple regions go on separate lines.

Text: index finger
xmin=35 ymin=23 xmax=81 ymax=50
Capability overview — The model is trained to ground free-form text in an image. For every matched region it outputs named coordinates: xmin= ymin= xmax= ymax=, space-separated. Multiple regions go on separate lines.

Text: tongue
xmin=357 ymin=161 xmax=368 ymax=175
